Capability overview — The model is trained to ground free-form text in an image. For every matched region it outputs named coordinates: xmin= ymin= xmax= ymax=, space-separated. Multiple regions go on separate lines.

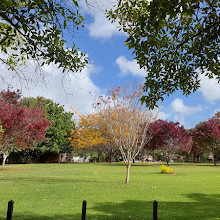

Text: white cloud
xmin=173 ymin=114 xmax=185 ymax=127
xmin=79 ymin=0 xmax=124 ymax=39
xmin=116 ymin=56 xmax=146 ymax=77
xmin=171 ymin=98 xmax=202 ymax=115
xmin=154 ymin=106 xmax=169 ymax=120
xmin=199 ymin=74 xmax=220 ymax=102
xmin=88 ymin=14 xmax=121 ymax=38
xmin=157 ymin=110 xmax=168 ymax=120
xmin=0 ymin=58 xmax=101 ymax=120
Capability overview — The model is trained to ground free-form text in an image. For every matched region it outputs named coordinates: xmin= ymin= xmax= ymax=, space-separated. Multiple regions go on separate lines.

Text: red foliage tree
xmin=188 ymin=126 xmax=205 ymax=163
xmin=0 ymin=90 xmax=50 ymax=166
xmin=145 ymin=120 xmax=192 ymax=165
xmin=193 ymin=118 xmax=220 ymax=165
xmin=178 ymin=128 xmax=193 ymax=162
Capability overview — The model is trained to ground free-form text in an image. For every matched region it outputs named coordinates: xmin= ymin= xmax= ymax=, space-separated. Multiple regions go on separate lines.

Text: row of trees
xmin=145 ymin=116 xmax=220 ymax=166
xmin=68 ymin=83 xmax=220 ymax=183
xmin=1 ymin=0 xmax=219 ymax=185
xmin=1 ymin=86 xmax=219 ymax=185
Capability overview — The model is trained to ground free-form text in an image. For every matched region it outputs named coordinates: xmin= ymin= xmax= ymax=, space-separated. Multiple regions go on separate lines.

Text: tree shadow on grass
xmin=0 ymin=176 xmax=100 ymax=184
xmin=90 ymin=193 xmax=220 ymax=220
xmin=10 ymin=193 xmax=220 ymax=220
xmin=97 ymin=162 xmax=163 ymax=168
xmin=98 ymin=162 xmax=205 ymax=167
xmin=195 ymin=164 xmax=219 ymax=167
xmin=12 ymin=213 xmax=81 ymax=220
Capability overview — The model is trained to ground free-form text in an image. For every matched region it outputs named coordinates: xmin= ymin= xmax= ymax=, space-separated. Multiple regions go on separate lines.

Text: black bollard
xmin=153 ymin=200 xmax=158 ymax=220
xmin=82 ymin=200 xmax=87 ymax=220
xmin=6 ymin=200 xmax=14 ymax=220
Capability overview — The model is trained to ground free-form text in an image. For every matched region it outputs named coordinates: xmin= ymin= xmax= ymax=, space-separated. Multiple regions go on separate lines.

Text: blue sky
xmin=1 ymin=1 xmax=220 ymax=128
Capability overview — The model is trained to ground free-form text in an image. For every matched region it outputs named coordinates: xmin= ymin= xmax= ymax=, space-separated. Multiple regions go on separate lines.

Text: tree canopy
xmin=146 ymin=119 xmax=192 ymax=164
xmin=22 ymin=97 xmax=75 ymax=153
xmin=95 ymin=83 xmax=157 ymax=183
xmin=191 ymin=118 xmax=220 ymax=165
xmin=68 ymin=113 xmax=109 ymax=149
xmin=108 ymin=0 xmax=220 ymax=109
xmin=0 ymin=0 xmax=87 ymax=79
xmin=0 ymin=90 xmax=50 ymax=166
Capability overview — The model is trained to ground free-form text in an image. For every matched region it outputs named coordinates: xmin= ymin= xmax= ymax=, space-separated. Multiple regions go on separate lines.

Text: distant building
xmin=72 ymin=156 xmax=90 ymax=163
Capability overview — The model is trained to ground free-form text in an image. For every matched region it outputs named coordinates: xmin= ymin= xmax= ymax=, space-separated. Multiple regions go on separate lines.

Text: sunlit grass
xmin=0 ymin=162 xmax=220 ymax=219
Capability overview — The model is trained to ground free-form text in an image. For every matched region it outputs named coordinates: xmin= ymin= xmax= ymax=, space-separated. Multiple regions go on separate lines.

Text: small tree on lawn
xmin=0 ymin=90 xmax=50 ymax=166
xmin=95 ymin=82 xmax=157 ymax=184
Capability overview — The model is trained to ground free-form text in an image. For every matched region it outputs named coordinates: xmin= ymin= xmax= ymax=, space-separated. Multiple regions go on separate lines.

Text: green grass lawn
xmin=1 ymin=162 xmax=220 ymax=220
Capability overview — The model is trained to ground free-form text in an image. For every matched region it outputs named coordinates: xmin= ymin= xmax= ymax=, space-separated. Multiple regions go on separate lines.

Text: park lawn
xmin=0 ymin=163 xmax=220 ymax=220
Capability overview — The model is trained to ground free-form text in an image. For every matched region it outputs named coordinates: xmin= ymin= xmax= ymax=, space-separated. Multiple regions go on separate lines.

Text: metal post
xmin=153 ymin=200 xmax=158 ymax=220
xmin=82 ymin=200 xmax=87 ymax=220
xmin=6 ymin=200 xmax=14 ymax=220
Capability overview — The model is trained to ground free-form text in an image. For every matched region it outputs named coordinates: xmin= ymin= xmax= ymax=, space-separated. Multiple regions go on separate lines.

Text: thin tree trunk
xmin=110 ymin=150 xmax=113 ymax=163
xmin=185 ymin=153 xmax=189 ymax=162
xmin=166 ymin=155 xmax=170 ymax=166
xmin=193 ymin=153 xmax=196 ymax=163
xmin=214 ymin=154 xmax=217 ymax=166
xmin=2 ymin=153 xmax=8 ymax=166
xmin=125 ymin=162 xmax=131 ymax=184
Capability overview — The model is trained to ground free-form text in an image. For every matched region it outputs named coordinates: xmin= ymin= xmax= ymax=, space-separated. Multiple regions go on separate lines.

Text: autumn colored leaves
xmin=0 ymin=90 xmax=50 ymax=166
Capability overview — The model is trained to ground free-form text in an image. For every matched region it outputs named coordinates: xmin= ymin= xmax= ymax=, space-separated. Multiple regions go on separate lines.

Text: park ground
xmin=0 ymin=163 xmax=220 ymax=220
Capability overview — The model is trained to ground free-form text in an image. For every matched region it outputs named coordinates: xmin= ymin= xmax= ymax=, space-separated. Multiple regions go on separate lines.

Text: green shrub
xmin=161 ymin=165 xmax=173 ymax=174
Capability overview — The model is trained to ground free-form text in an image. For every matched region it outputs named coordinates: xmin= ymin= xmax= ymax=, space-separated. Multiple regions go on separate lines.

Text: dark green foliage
xmin=22 ymin=97 xmax=75 ymax=153
xmin=0 ymin=0 xmax=88 ymax=72
xmin=7 ymin=149 xmax=40 ymax=164
xmin=108 ymin=0 xmax=220 ymax=108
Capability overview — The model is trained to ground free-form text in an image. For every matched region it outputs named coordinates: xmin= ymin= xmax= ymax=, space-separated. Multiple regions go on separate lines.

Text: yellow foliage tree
xmin=68 ymin=113 xmax=116 ymax=160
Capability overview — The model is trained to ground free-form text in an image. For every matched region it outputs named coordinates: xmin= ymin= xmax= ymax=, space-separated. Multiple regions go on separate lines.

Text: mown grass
xmin=0 ymin=162 xmax=220 ymax=219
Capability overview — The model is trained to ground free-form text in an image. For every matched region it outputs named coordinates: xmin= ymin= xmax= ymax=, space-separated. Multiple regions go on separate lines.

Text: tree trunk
xmin=125 ymin=162 xmax=131 ymax=184
xmin=110 ymin=150 xmax=113 ymax=163
xmin=193 ymin=153 xmax=196 ymax=163
xmin=153 ymin=151 xmax=156 ymax=160
xmin=2 ymin=153 xmax=8 ymax=166
xmin=185 ymin=153 xmax=189 ymax=162
xmin=214 ymin=154 xmax=217 ymax=166
xmin=166 ymin=155 xmax=170 ymax=166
